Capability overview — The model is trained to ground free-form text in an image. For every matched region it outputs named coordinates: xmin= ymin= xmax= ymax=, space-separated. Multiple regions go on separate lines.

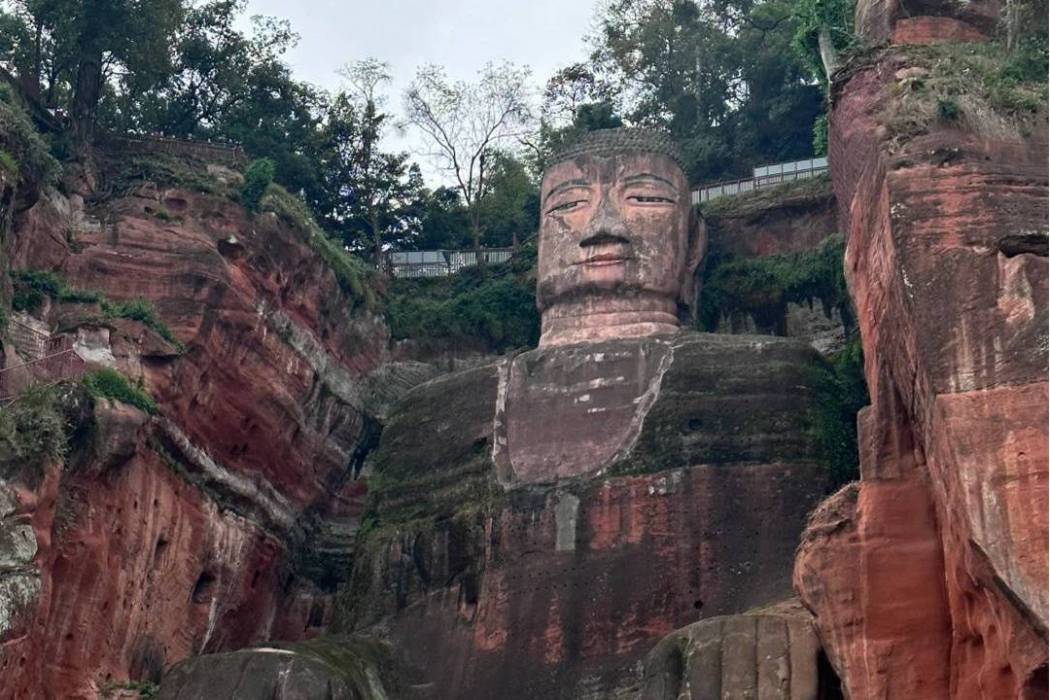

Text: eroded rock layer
xmin=0 ymin=165 xmax=392 ymax=698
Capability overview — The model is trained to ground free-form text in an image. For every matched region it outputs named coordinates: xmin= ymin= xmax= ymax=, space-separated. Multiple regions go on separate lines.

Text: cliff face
xmin=158 ymin=333 xmax=846 ymax=700
xmin=0 ymin=155 xmax=393 ymax=698
xmin=794 ymin=10 xmax=1048 ymax=699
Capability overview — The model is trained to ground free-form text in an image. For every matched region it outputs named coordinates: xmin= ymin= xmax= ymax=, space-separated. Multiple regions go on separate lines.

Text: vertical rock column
xmin=795 ymin=4 xmax=1048 ymax=698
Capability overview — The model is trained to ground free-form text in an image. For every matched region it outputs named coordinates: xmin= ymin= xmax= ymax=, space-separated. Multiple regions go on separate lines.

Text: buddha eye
xmin=548 ymin=200 xmax=584 ymax=214
xmin=627 ymin=195 xmax=674 ymax=204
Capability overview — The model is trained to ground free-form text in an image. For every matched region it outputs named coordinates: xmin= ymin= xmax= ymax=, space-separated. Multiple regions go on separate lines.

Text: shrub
xmin=810 ymin=337 xmax=867 ymax=485
xmin=385 ymin=246 xmax=539 ymax=352
xmin=0 ymin=87 xmax=59 ymax=185
xmin=241 ymin=158 xmax=276 ymax=212
xmin=11 ymin=269 xmax=66 ymax=311
xmin=937 ymin=98 xmax=961 ymax=121
xmin=0 ymin=386 xmax=68 ymax=478
xmin=81 ymin=369 xmax=157 ymax=414
xmin=698 ymin=234 xmax=849 ymax=331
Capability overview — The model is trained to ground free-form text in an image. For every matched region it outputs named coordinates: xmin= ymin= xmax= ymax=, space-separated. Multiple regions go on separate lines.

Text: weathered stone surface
xmin=331 ymin=332 xmax=839 ymax=699
xmin=639 ymin=602 xmax=827 ymax=700
xmin=0 ymin=407 xmax=288 ymax=700
xmin=854 ymin=0 xmax=1001 ymax=44
xmin=538 ymin=128 xmax=705 ymax=346
xmin=157 ymin=638 xmax=409 ymax=700
xmin=797 ymin=32 xmax=1048 ymax=700
xmin=0 ymin=175 xmax=395 ymax=697
xmin=703 ymin=176 xmax=837 ymax=261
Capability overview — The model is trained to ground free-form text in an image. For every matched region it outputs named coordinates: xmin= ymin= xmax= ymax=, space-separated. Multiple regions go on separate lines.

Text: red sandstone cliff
xmin=0 ymin=154 xmax=393 ymax=698
xmin=794 ymin=5 xmax=1048 ymax=698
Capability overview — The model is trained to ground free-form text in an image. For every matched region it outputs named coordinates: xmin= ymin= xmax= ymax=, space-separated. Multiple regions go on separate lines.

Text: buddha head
xmin=536 ymin=128 xmax=706 ymax=347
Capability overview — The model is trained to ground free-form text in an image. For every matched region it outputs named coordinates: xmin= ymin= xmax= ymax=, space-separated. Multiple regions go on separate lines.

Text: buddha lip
xmin=575 ymin=253 xmax=630 ymax=266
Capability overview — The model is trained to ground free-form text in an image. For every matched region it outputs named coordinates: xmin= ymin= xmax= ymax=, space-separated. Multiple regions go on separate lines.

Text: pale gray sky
xmin=242 ymin=0 xmax=600 ymax=185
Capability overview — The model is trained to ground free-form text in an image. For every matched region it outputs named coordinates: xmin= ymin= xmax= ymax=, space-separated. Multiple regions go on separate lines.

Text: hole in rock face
xmin=307 ymin=601 xmax=325 ymax=628
xmin=153 ymin=537 xmax=169 ymax=564
xmin=692 ymin=599 xmax=704 ymax=611
xmin=686 ymin=418 xmax=702 ymax=432
xmin=998 ymin=234 xmax=1049 ymax=258
xmin=191 ymin=571 xmax=217 ymax=604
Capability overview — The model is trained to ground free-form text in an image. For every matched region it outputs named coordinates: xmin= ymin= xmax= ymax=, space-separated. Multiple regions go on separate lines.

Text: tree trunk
xmin=817 ymin=28 xmax=839 ymax=83
xmin=72 ymin=51 xmax=102 ymax=155
xmin=1005 ymin=0 xmax=1020 ymax=52
xmin=474 ymin=153 xmax=487 ymax=276
xmin=371 ymin=206 xmax=382 ymax=269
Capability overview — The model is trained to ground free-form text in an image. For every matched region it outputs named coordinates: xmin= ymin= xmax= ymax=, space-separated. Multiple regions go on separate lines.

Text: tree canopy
xmin=0 ymin=0 xmax=837 ymax=257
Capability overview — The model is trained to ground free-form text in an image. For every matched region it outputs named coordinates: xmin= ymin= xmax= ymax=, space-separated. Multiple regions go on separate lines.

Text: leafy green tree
xmin=589 ymin=0 xmax=822 ymax=182
xmin=0 ymin=0 xmax=185 ymax=148
xmin=477 ymin=150 xmax=538 ymax=247
xmin=790 ymin=0 xmax=855 ymax=83
xmin=312 ymin=89 xmax=425 ymax=261
xmin=408 ymin=186 xmax=471 ymax=251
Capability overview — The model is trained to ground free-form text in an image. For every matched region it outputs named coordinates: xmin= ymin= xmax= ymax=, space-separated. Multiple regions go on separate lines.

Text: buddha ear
xmin=677 ymin=208 xmax=708 ymax=325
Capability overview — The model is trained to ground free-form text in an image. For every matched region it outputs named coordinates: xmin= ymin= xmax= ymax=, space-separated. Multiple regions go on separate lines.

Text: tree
xmin=0 ymin=0 xmax=185 ymax=148
xmin=313 ymin=90 xmax=425 ymax=260
xmin=404 ymin=61 xmax=532 ymax=265
xmin=408 ymin=186 xmax=471 ymax=251
xmin=477 ymin=150 xmax=538 ymax=248
xmin=339 ymin=58 xmax=399 ymax=264
xmin=590 ymin=0 xmax=822 ymax=182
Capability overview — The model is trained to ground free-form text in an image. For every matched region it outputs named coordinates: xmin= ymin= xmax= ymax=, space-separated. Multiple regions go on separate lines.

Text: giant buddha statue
xmin=159 ymin=130 xmax=844 ymax=700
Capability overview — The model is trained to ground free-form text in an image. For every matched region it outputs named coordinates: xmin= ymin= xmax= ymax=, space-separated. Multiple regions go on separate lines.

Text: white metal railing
xmin=386 ymin=248 xmax=515 ymax=278
xmin=691 ymin=157 xmax=828 ymax=205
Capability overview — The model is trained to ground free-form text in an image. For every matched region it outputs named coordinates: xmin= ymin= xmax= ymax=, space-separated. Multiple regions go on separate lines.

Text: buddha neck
xmin=539 ymin=293 xmax=680 ymax=347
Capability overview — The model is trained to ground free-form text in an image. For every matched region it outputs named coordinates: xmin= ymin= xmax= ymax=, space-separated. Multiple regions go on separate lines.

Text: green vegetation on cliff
xmin=0 ymin=386 xmax=68 ymax=478
xmin=10 ymin=270 xmax=182 ymax=349
xmin=81 ymin=369 xmax=157 ymax=415
xmin=809 ymin=337 xmax=866 ymax=485
xmin=879 ymin=40 xmax=1047 ymax=150
xmin=0 ymin=85 xmax=58 ymax=185
xmin=384 ymin=243 xmax=539 ymax=353
xmin=698 ymin=234 xmax=850 ymax=333
xmin=259 ymin=184 xmax=379 ymax=312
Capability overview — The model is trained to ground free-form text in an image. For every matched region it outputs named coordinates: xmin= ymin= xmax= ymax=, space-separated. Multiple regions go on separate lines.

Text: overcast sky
xmin=242 ymin=0 xmax=600 ymax=185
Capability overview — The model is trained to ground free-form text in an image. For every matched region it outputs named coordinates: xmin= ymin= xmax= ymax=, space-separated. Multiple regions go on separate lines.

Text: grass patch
xmin=259 ymin=184 xmax=379 ymax=311
xmin=384 ymin=242 xmax=539 ymax=353
xmin=11 ymin=269 xmax=103 ymax=312
xmin=81 ymin=368 xmax=157 ymax=414
xmin=100 ymin=298 xmax=182 ymax=349
xmin=0 ymin=385 xmax=68 ymax=479
xmin=882 ymin=40 xmax=1047 ymax=150
xmin=698 ymin=234 xmax=849 ymax=332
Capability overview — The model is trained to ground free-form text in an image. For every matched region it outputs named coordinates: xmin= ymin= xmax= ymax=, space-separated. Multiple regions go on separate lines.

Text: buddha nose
xmin=580 ymin=195 xmax=629 ymax=247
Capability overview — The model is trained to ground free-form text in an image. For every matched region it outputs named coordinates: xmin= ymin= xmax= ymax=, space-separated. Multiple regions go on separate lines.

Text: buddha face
xmin=537 ymin=151 xmax=699 ymax=317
